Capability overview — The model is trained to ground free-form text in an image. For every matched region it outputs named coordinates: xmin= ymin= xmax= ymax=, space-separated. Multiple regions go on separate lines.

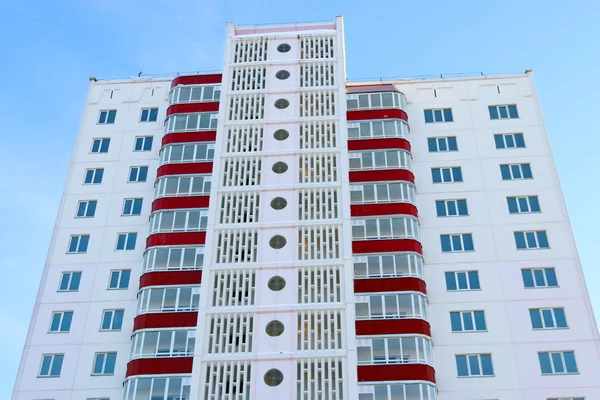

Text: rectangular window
xmin=140 ymin=108 xmax=159 ymax=122
xmin=507 ymin=196 xmax=541 ymax=214
xmin=530 ymin=308 xmax=568 ymax=330
xmin=116 ymin=233 xmax=137 ymax=251
xmin=494 ymin=133 xmax=525 ymax=149
xmin=450 ymin=311 xmax=487 ymax=332
xmin=76 ymin=200 xmax=97 ymax=218
xmin=500 ymin=163 xmax=533 ymax=180
xmin=92 ymin=352 xmax=117 ymax=376
xmin=58 ymin=271 xmax=82 ymax=292
xmin=441 ymin=233 xmax=474 ymax=252
xmin=128 ymin=166 xmax=148 ymax=182
xmin=522 ymin=268 xmax=558 ymax=288
xmin=84 ymin=168 xmax=104 ymax=184
xmin=38 ymin=354 xmax=64 ymax=377
xmin=515 ymin=230 xmax=550 ymax=250
xmin=489 ymin=104 xmax=519 ymax=119
xmin=432 ymin=167 xmax=463 ymax=183
xmin=49 ymin=311 xmax=73 ymax=333
xmin=424 ymin=108 xmax=453 ymax=123
xmin=101 ymin=309 xmax=124 ymax=331
xmin=445 ymin=271 xmax=480 ymax=291
xmin=98 ymin=110 xmax=116 ymax=124
xmin=91 ymin=138 xmax=110 ymax=153
xmin=428 ymin=136 xmax=458 ymax=152
xmin=436 ymin=199 xmax=468 ymax=217
xmin=538 ymin=351 xmax=578 ymax=375
xmin=122 ymin=198 xmax=143 ymax=216
xmin=68 ymin=235 xmax=90 ymax=254
xmin=108 ymin=270 xmax=131 ymax=290
xmin=456 ymin=354 xmax=494 ymax=377
xmin=134 ymin=136 xmax=153 ymax=151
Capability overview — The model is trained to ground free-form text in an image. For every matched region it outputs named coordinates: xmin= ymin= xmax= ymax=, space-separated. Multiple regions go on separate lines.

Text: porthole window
xmin=265 ymin=320 xmax=285 ymax=336
xmin=277 ymin=43 xmax=291 ymax=53
xmin=274 ymin=99 xmax=289 ymax=109
xmin=273 ymin=129 xmax=289 ymax=141
xmin=272 ymin=162 xmax=288 ymax=174
xmin=268 ymin=276 xmax=286 ymax=291
xmin=270 ymin=197 xmax=287 ymax=210
xmin=264 ymin=369 xmax=284 ymax=386
xmin=276 ymin=70 xmax=290 ymax=80
xmin=269 ymin=235 xmax=287 ymax=250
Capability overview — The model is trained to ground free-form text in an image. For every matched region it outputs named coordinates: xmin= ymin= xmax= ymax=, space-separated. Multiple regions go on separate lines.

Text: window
xmin=98 ymin=110 xmax=116 ymax=124
xmin=424 ymin=108 xmax=453 ymax=123
xmin=348 ymin=150 xmax=412 ymax=171
xmin=130 ymin=329 xmax=196 ymax=359
xmin=522 ymin=268 xmax=558 ymax=288
xmin=428 ymin=136 xmax=458 ymax=152
xmin=137 ymin=286 xmax=201 ymax=314
xmin=91 ymin=138 xmax=110 ymax=153
xmin=116 ymin=233 xmax=137 ymax=251
xmin=440 ymin=234 xmax=474 ymax=252
xmin=432 ymin=167 xmax=463 ymax=183
xmin=76 ymin=200 xmax=97 ymax=218
xmin=84 ymin=168 xmax=104 ymax=184
xmin=353 ymin=253 xmax=424 ymax=279
xmin=355 ymin=293 xmax=428 ymax=320
xmin=350 ymin=182 xmax=416 ymax=205
xmin=128 ymin=166 xmax=148 ymax=182
xmin=122 ymin=198 xmax=143 ymax=216
xmin=538 ymin=351 xmax=578 ymax=375
xmin=134 ymin=136 xmax=153 ymax=151
xmin=352 ymin=217 xmax=420 ymax=241
xmin=140 ymin=108 xmax=158 ymax=122
xmin=489 ymin=104 xmax=519 ymax=119
xmin=155 ymin=175 xmax=212 ymax=198
xmin=149 ymin=210 xmax=209 ymax=234
xmin=108 ymin=270 xmax=131 ymax=290
xmin=456 ymin=354 xmax=494 ymax=377
xmin=494 ymin=133 xmax=525 ymax=149
xmin=445 ymin=271 xmax=480 ymax=291
xmin=59 ymin=271 xmax=82 ymax=292
xmin=357 ymin=383 xmax=437 ymax=400
xmin=515 ymin=230 xmax=549 ymax=250
xmin=143 ymin=246 xmax=205 ymax=272
xmin=530 ymin=308 xmax=568 ymax=329
xmin=347 ymin=119 xmax=409 ymax=140
xmin=68 ymin=235 xmax=89 ymax=254
xmin=500 ymin=163 xmax=533 ymax=180
xmin=165 ymin=112 xmax=218 ymax=133
xmin=38 ymin=354 xmax=64 ymax=377
xmin=160 ymin=142 xmax=215 ymax=164
xmin=357 ymin=336 xmax=433 ymax=365
xmin=92 ymin=352 xmax=117 ymax=375
xmin=101 ymin=309 xmax=124 ymax=331
xmin=49 ymin=311 xmax=73 ymax=333
xmin=346 ymin=92 xmax=405 ymax=111
xmin=450 ymin=311 xmax=487 ymax=332
xmin=507 ymin=196 xmax=540 ymax=214
xmin=170 ymin=85 xmax=221 ymax=104
xmin=436 ymin=199 xmax=468 ymax=217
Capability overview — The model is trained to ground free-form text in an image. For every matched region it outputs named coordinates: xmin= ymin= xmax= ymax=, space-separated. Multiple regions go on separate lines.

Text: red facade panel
xmin=357 ymin=364 xmax=435 ymax=383
xmin=126 ymin=357 xmax=193 ymax=377
xmin=355 ymin=319 xmax=431 ymax=336
xmin=139 ymin=270 xmax=203 ymax=289
xmin=352 ymin=239 xmax=422 ymax=254
xmin=157 ymin=162 xmax=213 ymax=177
xmin=152 ymin=196 xmax=210 ymax=212
xmin=354 ymin=277 xmax=426 ymax=294
xmin=348 ymin=138 xmax=411 ymax=152
xmin=347 ymin=109 xmax=408 ymax=122
xmin=133 ymin=312 xmax=198 ymax=331
xmin=166 ymin=102 xmax=219 ymax=117
xmin=350 ymin=203 xmax=418 ymax=218
xmin=146 ymin=232 xmax=206 ymax=248
xmin=349 ymin=169 xmax=414 ymax=184
xmin=171 ymin=74 xmax=222 ymax=88
xmin=162 ymin=131 xmax=217 ymax=146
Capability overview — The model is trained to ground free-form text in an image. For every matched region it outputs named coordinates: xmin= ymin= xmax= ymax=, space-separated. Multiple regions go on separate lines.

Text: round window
xmin=269 ymin=235 xmax=287 ymax=250
xmin=275 ymin=70 xmax=290 ymax=80
xmin=267 ymin=276 xmax=286 ymax=291
xmin=274 ymin=99 xmax=289 ymax=109
xmin=264 ymin=369 xmax=284 ymax=386
xmin=277 ymin=43 xmax=291 ymax=53
xmin=265 ymin=320 xmax=285 ymax=337
xmin=273 ymin=129 xmax=289 ymax=141
xmin=270 ymin=197 xmax=287 ymax=210
xmin=272 ymin=162 xmax=288 ymax=174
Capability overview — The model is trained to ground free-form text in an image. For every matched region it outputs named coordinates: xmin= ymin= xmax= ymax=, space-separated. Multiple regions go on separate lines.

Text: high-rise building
xmin=12 ymin=16 xmax=600 ymax=400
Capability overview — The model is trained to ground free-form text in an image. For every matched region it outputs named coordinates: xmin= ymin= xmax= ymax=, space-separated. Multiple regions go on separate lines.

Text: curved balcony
xmin=352 ymin=216 xmax=420 ymax=242
xmin=159 ymin=142 xmax=215 ymax=166
xmin=350 ymin=181 xmax=416 ymax=205
xmin=348 ymin=119 xmax=409 ymax=141
xmin=347 ymin=90 xmax=406 ymax=111
xmin=154 ymin=175 xmax=212 ymax=199
xmin=357 ymin=335 xmax=433 ymax=366
xmin=123 ymin=375 xmax=192 ymax=399
xmin=142 ymin=246 xmax=204 ymax=274
xmin=349 ymin=149 xmax=412 ymax=173
xmin=136 ymin=286 xmax=200 ymax=316
xmin=129 ymin=329 xmax=195 ymax=361
xmin=171 ymin=73 xmax=221 ymax=88
xmin=169 ymin=83 xmax=221 ymax=104
xmin=165 ymin=112 xmax=218 ymax=134
xmin=149 ymin=209 xmax=208 ymax=235
xmin=355 ymin=292 xmax=428 ymax=321
xmin=357 ymin=381 xmax=437 ymax=399
xmin=354 ymin=252 xmax=424 ymax=280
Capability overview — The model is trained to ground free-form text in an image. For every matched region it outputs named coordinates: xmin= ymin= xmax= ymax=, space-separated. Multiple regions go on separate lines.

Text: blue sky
xmin=1 ymin=0 xmax=599 ymax=396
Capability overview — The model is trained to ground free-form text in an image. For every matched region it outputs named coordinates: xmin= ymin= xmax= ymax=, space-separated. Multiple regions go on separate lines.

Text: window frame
xmin=159 ymin=142 xmax=216 ymax=165
xmin=489 ymin=104 xmax=519 ymax=120
xmin=530 ymin=307 xmax=568 ymax=330
xmin=143 ymin=246 xmax=205 ymax=273
xmin=67 ymin=234 xmax=90 ymax=254
xmin=507 ymin=195 xmax=541 ymax=214
xmin=500 ymin=163 xmax=533 ymax=180
xmin=170 ymin=84 xmax=221 ymax=104
xmin=538 ymin=351 xmax=579 ymax=375
xmin=427 ymin=136 xmax=458 ymax=152
xmin=38 ymin=354 xmax=64 ymax=378
xmin=514 ymin=230 xmax=550 ymax=250
xmin=440 ymin=233 xmax=474 ymax=252
xmin=431 ymin=167 xmax=463 ymax=183
xmin=522 ymin=267 xmax=559 ymax=289
xmin=348 ymin=149 xmax=412 ymax=171
xmin=455 ymin=353 xmax=494 ymax=377
xmin=83 ymin=168 xmax=104 ymax=185
xmin=354 ymin=292 xmax=428 ymax=321
xmin=108 ymin=269 xmax=131 ymax=290
xmin=92 ymin=352 xmax=117 ymax=376
xmin=424 ymin=108 xmax=453 ymax=123
xmin=122 ymin=198 xmax=143 ymax=216
xmin=353 ymin=252 xmax=424 ymax=280
xmin=450 ymin=310 xmax=487 ymax=332
xmin=134 ymin=136 xmax=154 ymax=152
xmin=128 ymin=166 xmax=149 ymax=183
xmin=58 ymin=271 xmax=82 ymax=292
xmin=347 ymin=119 xmax=409 ymax=140
xmin=137 ymin=286 xmax=201 ymax=314
xmin=346 ymin=92 xmax=405 ymax=111
xmin=130 ymin=329 xmax=196 ymax=360
xmin=436 ymin=199 xmax=468 ymax=217
xmin=115 ymin=232 xmax=137 ymax=251
xmin=75 ymin=200 xmax=97 ymax=218
xmin=100 ymin=309 xmax=124 ymax=331
xmin=48 ymin=311 xmax=74 ymax=333
xmin=139 ymin=108 xmax=159 ymax=123
xmin=350 ymin=182 xmax=416 ymax=205
xmin=90 ymin=138 xmax=111 ymax=154
xmin=494 ymin=132 xmax=525 ymax=149
xmin=445 ymin=271 xmax=480 ymax=291
xmin=97 ymin=110 xmax=117 ymax=125
xmin=165 ymin=112 xmax=219 ymax=134
xmin=351 ymin=216 xmax=420 ymax=241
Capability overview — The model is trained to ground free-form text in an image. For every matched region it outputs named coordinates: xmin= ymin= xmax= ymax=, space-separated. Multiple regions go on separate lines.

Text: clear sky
xmin=1 ymin=0 xmax=599 ymax=397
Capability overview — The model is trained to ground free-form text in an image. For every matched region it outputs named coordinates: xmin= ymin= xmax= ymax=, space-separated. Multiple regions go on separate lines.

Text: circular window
xmin=272 ymin=162 xmax=288 ymax=174
xmin=275 ymin=70 xmax=290 ymax=80
xmin=277 ymin=43 xmax=291 ymax=53
xmin=269 ymin=235 xmax=287 ymax=250
xmin=264 ymin=369 xmax=284 ymax=387
xmin=273 ymin=129 xmax=289 ymax=141
xmin=274 ymin=99 xmax=289 ymax=109
xmin=265 ymin=320 xmax=285 ymax=336
xmin=268 ymin=276 xmax=286 ymax=291
xmin=270 ymin=197 xmax=287 ymax=210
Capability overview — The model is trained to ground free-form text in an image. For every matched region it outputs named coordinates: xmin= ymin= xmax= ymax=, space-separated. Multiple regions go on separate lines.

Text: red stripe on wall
xmin=166 ymin=102 xmax=219 ymax=117
xmin=355 ymin=319 xmax=431 ymax=336
xmin=171 ymin=74 xmax=222 ymax=88
xmin=126 ymin=357 xmax=193 ymax=377
xmin=133 ymin=312 xmax=198 ymax=331
xmin=349 ymin=169 xmax=414 ymax=183
xmin=346 ymin=84 xmax=399 ymax=94
xmin=139 ymin=270 xmax=203 ymax=289
xmin=152 ymin=196 xmax=210 ymax=212
xmin=357 ymin=364 xmax=435 ymax=383
xmin=162 ymin=131 xmax=217 ymax=146
xmin=347 ymin=109 xmax=408 ymax=122
xmin=352 ymin=239 xmax=422 ymax=254
xmin=157 ymin=162 xmax=213 ymax=178
xmin=351 ymin=203 xmax=418 ymax=218
xmin=146 ymin=232 xmax=206 ymax=248
xmin=348 ymin=138 xmax=411 ymax=152
xmin=354 ymin=277 xmax=426 ymax=294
